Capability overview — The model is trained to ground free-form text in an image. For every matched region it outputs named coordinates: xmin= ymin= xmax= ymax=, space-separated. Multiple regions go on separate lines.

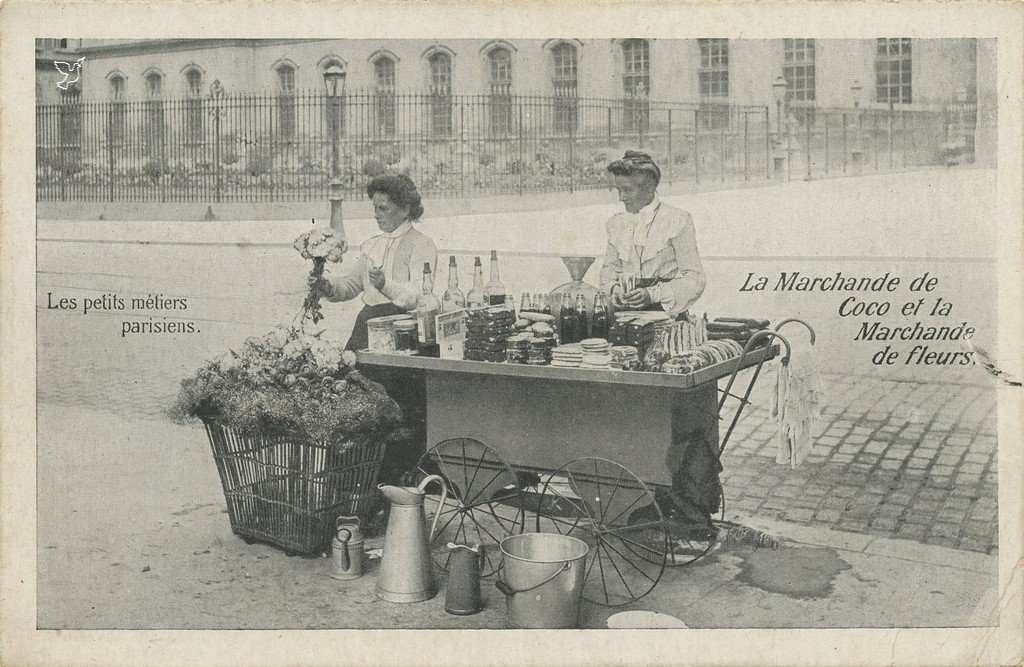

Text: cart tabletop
xmin=357 ymin=344 xmax=779 ymax=390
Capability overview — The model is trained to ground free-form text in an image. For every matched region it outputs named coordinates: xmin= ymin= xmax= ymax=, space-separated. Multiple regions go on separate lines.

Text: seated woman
xmin=311 ymin=173 xmax=436 ymax=494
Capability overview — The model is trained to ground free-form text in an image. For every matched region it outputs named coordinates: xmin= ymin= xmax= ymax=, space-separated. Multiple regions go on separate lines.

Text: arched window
xmin=183 ymin=68 xmax=204 ymax=143
xmin=551 ymin=43 xmax=579 ymax=134
xmin=428 ymin=51 xmax=453 ymax=137
xmin=373 ymin=56 xmax=397 ymax=137
xmin=145 ymin=71 xmax=163 ymax=98
xmin=185 ymin=68 xmax=203 ymax=97
xmin=109 ymin=74 xmax=125 ymax=101
xmin=108 ymin=74 xmax=126 ymax=145
xmin=143 ymin=72 xmax=165 ymax=154
xmin=621 ymin=39 xmax=649 ymax=133
xmin=487 ymin=47 xmax=513 ymax=135
xmin=276 ymin=63 xmax=297 ymax=140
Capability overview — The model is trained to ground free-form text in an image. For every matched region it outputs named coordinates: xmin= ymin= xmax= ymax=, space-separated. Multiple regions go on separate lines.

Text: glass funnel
xmin=548 ymin=255 xmax=601 ymax=341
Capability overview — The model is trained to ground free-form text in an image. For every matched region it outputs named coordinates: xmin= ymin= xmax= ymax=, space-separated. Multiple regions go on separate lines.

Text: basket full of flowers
xmin=172 ymin=222 xmax=406 ymax=555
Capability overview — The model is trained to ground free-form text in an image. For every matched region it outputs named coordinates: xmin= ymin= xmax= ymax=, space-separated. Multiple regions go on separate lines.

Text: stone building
xmin=70 ymin=38 xmax=990 ymax=108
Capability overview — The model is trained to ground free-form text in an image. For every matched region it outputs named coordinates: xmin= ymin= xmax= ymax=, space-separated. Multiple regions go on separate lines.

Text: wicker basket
xmin=203 ymin=421 xmax=386 ymax=555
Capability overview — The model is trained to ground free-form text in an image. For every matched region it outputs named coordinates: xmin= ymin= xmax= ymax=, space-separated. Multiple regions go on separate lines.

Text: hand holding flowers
xmin=294 ymin=220 xmax=347 ymax=325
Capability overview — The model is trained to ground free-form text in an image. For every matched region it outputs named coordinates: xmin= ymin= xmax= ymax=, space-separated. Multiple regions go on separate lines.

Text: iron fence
xmin=35 ymin=90 xmax=971 ymax=203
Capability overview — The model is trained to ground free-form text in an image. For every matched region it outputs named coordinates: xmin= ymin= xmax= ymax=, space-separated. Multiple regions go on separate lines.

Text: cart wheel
xmin=404 ymin=438 xmax=525 ymax=578
xmin=535 ymin=457 xmax=668 ymax=607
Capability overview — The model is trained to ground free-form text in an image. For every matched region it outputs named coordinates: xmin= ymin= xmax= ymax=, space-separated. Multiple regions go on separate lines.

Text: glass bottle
xmin=592 ymin=293 xmax=609 ymax=340
xmin=483 ymin=250 xmax=506 ymax=305
xmin=415 ymin=262 xmax=441 ymax=344
xmin=442 ymin=255 xmax=466 ymax=312
xmin=466 ymin=256 xmax=486 ymax=308
xmin=540 ymin=294 xmax=551 ymax=316
xmin=574 ymin=293 xmax=589 ymax=340
xmin=520 ymin=292 xmax=533 ymax=314
xmin=559 ymin=292 xmax=578 ymax=344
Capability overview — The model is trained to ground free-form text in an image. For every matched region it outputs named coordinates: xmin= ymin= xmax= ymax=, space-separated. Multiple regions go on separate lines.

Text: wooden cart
xmin=358 ymin=326 xmax=805 ymax=606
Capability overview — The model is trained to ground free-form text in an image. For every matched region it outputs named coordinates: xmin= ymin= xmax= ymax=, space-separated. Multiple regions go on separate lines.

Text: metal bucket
xmin=495 ymin=533 xmax=589 ymax=629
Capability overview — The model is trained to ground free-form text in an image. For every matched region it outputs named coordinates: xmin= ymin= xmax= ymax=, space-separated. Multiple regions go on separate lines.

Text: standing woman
xmin=310 ymin=173 xmax=436 ymax=491
xmin=312 ymin=173 xmax=438 ymax=351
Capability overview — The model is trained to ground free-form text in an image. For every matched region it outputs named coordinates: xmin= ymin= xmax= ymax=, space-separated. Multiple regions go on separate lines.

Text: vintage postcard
xmin=2 ymin=1 xmax=1022 ymax=665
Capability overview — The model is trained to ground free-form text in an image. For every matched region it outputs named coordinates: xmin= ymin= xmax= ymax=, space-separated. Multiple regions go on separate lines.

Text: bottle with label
xmin=416 ymin=262 xmax=441 ymax=344
xmin=483 ymin=250 xmax=506 ymax=305
xmin=442 ymin=255 xmax=466 ymax=312
xmin=591 ymin=293 xmax=609 ymax=340
xmin=559 ymin=292 xmax=578 ymax=344
xmin=466 ymin=256 xmax=486 ymax=308
xmin=574 ymin=292 xmax=589 ymax=340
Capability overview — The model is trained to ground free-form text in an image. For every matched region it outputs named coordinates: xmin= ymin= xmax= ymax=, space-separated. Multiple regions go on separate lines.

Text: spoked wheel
xmin=535 ymin=457 xmax=668 ymax=607
xmin=404 ymin=438 xmax=525 ymax=578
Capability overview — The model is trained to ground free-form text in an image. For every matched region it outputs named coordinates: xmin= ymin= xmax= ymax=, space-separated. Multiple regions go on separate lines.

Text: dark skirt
xmin=346 ymin=302 xmax=426 ymax=488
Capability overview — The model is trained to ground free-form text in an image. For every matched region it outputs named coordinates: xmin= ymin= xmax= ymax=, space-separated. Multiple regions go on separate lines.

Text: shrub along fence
xmin=36 ymin=90 xmax=968 ymax=203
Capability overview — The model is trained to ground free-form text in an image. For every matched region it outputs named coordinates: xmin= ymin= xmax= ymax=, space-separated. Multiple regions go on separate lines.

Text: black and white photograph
xmin=2 ymin=2 xmax=1023 ymax=665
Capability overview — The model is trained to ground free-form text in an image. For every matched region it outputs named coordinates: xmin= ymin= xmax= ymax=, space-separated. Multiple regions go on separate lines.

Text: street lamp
xmin=850 ymin=79 xmax=865 ymax=173
xmin=771 ymin=74 xmax=789 ymax=178
xmin=772 ymin=74 xmax=788 ymax=137
xmin=323 ymin=64 xmax=347 ymax=237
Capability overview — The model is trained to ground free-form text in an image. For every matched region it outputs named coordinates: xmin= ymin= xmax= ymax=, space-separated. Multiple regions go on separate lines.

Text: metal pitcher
xmin=375 ymin=475 xmax=449 ymax=603
xmin=330 ymin=515 xmax=363 ymax=581
xmin=445 ymin=543 xmax=484 ymax=615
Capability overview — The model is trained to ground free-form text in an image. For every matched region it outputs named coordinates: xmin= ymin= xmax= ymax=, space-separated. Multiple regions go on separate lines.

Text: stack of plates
xmin=580 ymin=338 xmax=612 ymax=369
xmin=551 ymin=343 xmax=583 ymax=368
xmin=610 ymin=345 xmax=640 ymax=370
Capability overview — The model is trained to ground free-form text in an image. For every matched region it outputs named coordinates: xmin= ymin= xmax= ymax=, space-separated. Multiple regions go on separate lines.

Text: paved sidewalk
xmin=35 ymin=403 xmax=999 ymax=630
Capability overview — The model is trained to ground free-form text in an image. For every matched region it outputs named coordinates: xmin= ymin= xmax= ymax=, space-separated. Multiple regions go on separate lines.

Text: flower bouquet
xmin=294 ymin=220 xmax=346 ymax=324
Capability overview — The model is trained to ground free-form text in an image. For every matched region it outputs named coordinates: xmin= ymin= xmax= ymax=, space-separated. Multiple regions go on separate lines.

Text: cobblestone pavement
xmin=37 ymin=317 xmax=999 ymax=555
xmin=719 ymin=375 xmax=997 ymax=554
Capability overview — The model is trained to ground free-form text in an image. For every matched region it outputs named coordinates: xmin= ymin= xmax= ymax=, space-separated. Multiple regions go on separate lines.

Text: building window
xmin=183 ymin=68 xmax=204 ymax=143
xmin=698 ymin=38 xmax=729 ymax=129
xmin=276 ymin=64 xmax=296 ymax=141
xmin=428 ymin=51 xmax=453 ymax=137
xmin=373 ymin=56 xmax=397 ymax=137
xmin=876 ymin=38 xmax=912 ymax=104
xmin=783 ymin=39 xmax=815 ymax=102
xmin=145 ymin=71 xmax=163 ymax=98
xmin=58 ymin=85 xmax=83 ymax=152
xmin=621 ymin=39 xmax=650 ymax=133
xmin=551 ymin=43 xmax=578 ymax=134
xmin=488 ymin=47 xmax=513 ymax=135
xmin=144 ymin=72 xmax=165 ymax=154
xmin=698 ymin=38 xmax=729 ymax=99
xmin=108 ymin=75 xmax=126 ymax=145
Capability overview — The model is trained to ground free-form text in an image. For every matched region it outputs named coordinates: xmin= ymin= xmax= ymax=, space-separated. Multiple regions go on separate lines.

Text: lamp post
xmin=323 ymin=64 xmax=347 ymax=238
xmin=771 ymin=74 xmax=788 ymax=178
xmin=850 ymin=79 xmax=865 ymax=174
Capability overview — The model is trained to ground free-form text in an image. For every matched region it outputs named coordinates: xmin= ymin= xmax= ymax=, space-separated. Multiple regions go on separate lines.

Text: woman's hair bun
xmin=366 ymin=173 xmax=424 ymax=221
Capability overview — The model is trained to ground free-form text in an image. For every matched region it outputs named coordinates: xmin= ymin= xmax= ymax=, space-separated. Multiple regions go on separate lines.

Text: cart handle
xmin=716 ymin=329 xmax=794 ymax=451
xmin=774 ymin=318 xmax=816 ymax=346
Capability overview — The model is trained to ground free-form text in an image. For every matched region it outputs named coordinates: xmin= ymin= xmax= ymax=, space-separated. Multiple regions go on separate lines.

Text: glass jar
xmin=367 ymin=316 xmax=397 ymax=353
xmin=393 ymin=320 xmax=419 ymax=354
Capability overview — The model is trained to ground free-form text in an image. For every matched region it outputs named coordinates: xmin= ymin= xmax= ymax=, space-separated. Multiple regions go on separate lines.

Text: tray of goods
xmin=609 ymin=312 xmax=671 ymax=357
xmin=610 ymin=345 xmax=641 ymax=371
xmin=659 ymin=339 xmax=746 ymax=375
xmin=707 ymin=317 xmax=770 ymax=345
xmin=466 ymin=306 xmax=516 ymax=362
xmin=512 ymin=310 xmax=556 ymax=333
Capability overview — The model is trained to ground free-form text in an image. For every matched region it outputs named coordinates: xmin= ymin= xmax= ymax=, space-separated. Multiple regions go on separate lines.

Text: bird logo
xmin=54 ymin=57 xmax=85 ymax=91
